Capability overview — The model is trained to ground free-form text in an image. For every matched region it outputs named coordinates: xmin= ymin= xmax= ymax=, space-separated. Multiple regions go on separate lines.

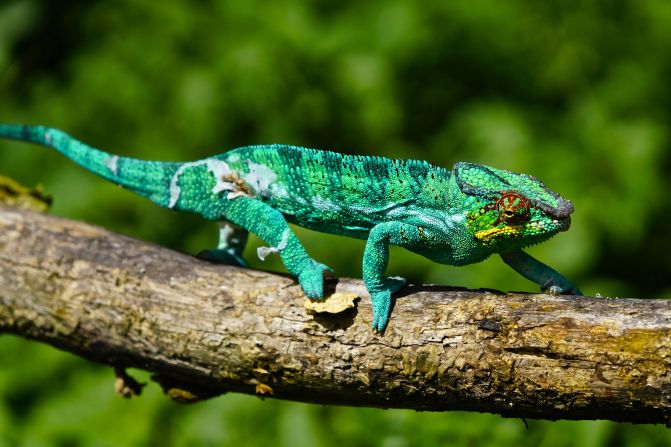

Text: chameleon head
xmin=454 ymin=162 xmax=574 ymax=252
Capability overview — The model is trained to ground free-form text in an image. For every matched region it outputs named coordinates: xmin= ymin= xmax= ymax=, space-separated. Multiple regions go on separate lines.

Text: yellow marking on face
xmin=475 ymin=225 xmax=524 ymax=242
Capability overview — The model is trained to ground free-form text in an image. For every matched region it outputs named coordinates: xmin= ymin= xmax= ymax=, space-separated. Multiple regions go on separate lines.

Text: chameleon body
xmin=0 ymin=124 xmax=582 ymax=331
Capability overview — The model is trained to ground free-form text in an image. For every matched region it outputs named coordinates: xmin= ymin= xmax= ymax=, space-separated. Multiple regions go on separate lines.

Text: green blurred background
xmin=1 ymin=0 xmax=670 ymax=445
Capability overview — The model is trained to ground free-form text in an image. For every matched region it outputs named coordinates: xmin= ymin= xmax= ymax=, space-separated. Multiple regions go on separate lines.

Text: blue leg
xmin=363 ymin=222 xmax=421 ymax=332
xmin=222 ymin=197 xmax=332 ymax=299
xmin=198 ymin=221 xmax=249 ymax=267
xmin=500 ymin=249 xmax=582 ymax=295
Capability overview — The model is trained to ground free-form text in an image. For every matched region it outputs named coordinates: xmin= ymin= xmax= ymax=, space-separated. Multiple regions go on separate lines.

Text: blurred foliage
xmin=1 ymin=0 xmax=670 ymax=445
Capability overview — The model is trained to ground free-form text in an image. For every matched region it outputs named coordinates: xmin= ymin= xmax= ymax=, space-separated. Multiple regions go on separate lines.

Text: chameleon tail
xmin=0 ymin=124 xmax=177 ymax=207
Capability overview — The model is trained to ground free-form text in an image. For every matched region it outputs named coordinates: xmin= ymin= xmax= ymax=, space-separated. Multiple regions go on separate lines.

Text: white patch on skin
xmin=227 ymin=191 xmax=248 ymax=200
xmin=256 ymin=246 xmax=278 ymax=260
xmin=170 ymin=161 xmax=203 ymax=208
xmin=277 ymin=228 xmax=290 ymax=250
xmin=450 ymin=213 xmax=466 ymax=224
xmin=243 ymin=162 xmax=275 ymax=197
xmin=414 ymin=211 xmax=451 ymax=231
xmin=217 ymin=222 xmax=236 ymax=248
xmin=273 ymin=184 xmax=290 ymax=198
xmin=348 ymin=199 xmax=414 ymax=216
xmin=169 ymin=159 xmax=241 ymax=208
xmin=206 ymin=159 xmax=236 ymax=194
xmin=217 ymin=221 xmax=246 ymax=250
xmin=219 ymin=223 xmax=234 ymax=239
xmin=228 ymin=154 xmax=240 ymax=163
xmin=312 ymin=195 xmax=341 ymax=213
xmin=257 ymin=229 xmax=290 ymax=261
xmin=349 ymin=204 xmax=373 ymax=214
xmin=242 ymin=161 xmax=288 ymax=199
xmin=106 ymin=155 xmax=119 ymax=176
xmin=386 ymin=208 xmax=466 ymax=233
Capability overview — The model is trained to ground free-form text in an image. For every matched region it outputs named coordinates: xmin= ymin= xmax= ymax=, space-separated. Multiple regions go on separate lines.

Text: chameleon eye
xmin=496 ymin=193 xmax=530 ymax=223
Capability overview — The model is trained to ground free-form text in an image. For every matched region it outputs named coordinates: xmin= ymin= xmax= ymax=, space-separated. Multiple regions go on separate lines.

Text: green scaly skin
xmin=0 ymin=124 xmax=582 ymax=332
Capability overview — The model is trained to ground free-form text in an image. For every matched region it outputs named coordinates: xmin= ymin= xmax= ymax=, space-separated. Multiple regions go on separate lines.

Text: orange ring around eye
xmin=496 ymin=193 xmax=530 ymax=223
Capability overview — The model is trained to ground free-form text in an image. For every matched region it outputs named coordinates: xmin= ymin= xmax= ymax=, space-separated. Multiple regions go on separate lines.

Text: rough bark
xmin=0 ymin=205 xmax=669 ymax=424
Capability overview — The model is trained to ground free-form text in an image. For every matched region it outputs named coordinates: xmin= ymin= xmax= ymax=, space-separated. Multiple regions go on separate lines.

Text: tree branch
xmin=0 ymin=205 xmax=669 ymax=424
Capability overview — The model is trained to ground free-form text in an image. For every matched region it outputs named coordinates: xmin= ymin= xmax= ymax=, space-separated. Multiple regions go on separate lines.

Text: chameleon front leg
xmin=221 ymin=196 xmax=332 ymax=299
xmin=363 ymin=221 xmax=423 ymax=332
xmin=500 ymin=249 xmax=582 ymax=295
xmin=198 ymin=221 xmax=249 ymax=267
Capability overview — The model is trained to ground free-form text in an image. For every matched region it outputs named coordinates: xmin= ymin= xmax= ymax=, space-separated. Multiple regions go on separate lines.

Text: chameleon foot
xmin=197 ymin=249 xmax=248 ymax=267
xmin=542 ymin=279 xmax=582 ymax=296
xmin=299 ymin=260 xmax=333 ymax=300
xmin=370 ymin=276 xmax=407 ymax=333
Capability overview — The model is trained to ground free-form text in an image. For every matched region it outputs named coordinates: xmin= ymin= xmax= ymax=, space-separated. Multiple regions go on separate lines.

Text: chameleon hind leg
xmin=221 ymin=196 xmax=332 ymax=299
xmin=198 ymin=221 xmax=249 ymax=267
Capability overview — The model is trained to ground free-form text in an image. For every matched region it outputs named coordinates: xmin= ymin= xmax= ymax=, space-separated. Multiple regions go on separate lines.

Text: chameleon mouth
xmin=475 ymin=216 xmax=571 ymax=243
xmin=525 ymin=216 xmax=571 ymax=234
xmin=555 ymin=216 xmax=571 ymax=231
xmin=474 ymin=224 xmax=524 ymax=242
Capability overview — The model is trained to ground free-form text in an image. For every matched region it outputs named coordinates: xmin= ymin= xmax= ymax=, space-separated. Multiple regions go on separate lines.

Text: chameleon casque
xmin=0 ymin=124 xmax=582 ymax=331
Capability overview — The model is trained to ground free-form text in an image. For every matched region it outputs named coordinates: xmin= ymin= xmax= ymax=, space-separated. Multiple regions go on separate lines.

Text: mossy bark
xmin=0 ymin=206 xmax=669 ymax=424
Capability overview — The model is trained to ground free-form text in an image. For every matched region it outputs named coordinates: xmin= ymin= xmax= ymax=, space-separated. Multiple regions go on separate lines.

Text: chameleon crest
xmin=0 ymin=124 xmax=582 ymax=332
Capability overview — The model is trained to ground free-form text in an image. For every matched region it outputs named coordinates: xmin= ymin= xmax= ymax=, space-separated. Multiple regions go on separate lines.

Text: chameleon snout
xmin=556 ymin=215 xmax=571 ymax=231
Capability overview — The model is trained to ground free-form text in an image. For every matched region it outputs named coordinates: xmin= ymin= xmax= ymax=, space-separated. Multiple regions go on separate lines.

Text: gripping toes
xmin=370 ymin=276 xmax=407 ymax=332
xmin=371 ymin=290 xmax=392 ymax=333
xmin=298 ymin=260 xmax=333 ymax=300
xmin=543 ymin=277 xmax=583 ymax=296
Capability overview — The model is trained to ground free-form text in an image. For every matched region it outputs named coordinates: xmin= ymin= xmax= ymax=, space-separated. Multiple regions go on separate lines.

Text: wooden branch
xmin=0 ymin=205 xmax=669 ymax=424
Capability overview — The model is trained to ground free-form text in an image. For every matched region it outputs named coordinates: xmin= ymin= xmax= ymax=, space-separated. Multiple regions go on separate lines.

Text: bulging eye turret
xmin=496 ymin=193 xmax=530 ymax=224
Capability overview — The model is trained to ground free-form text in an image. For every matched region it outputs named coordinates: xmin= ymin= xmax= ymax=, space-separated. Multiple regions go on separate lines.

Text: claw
xmin=298 ymin=261 xmax=332 ymax=301
xmin=547 ymin=285 xmax=562 ymax=295
xmin=542 ymin=280 xmax=583 ymax=297
xmin=370 ymin=290 xmax=392 ymax=332
xmin=369 ymin=277 xmax=409 ymax=332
